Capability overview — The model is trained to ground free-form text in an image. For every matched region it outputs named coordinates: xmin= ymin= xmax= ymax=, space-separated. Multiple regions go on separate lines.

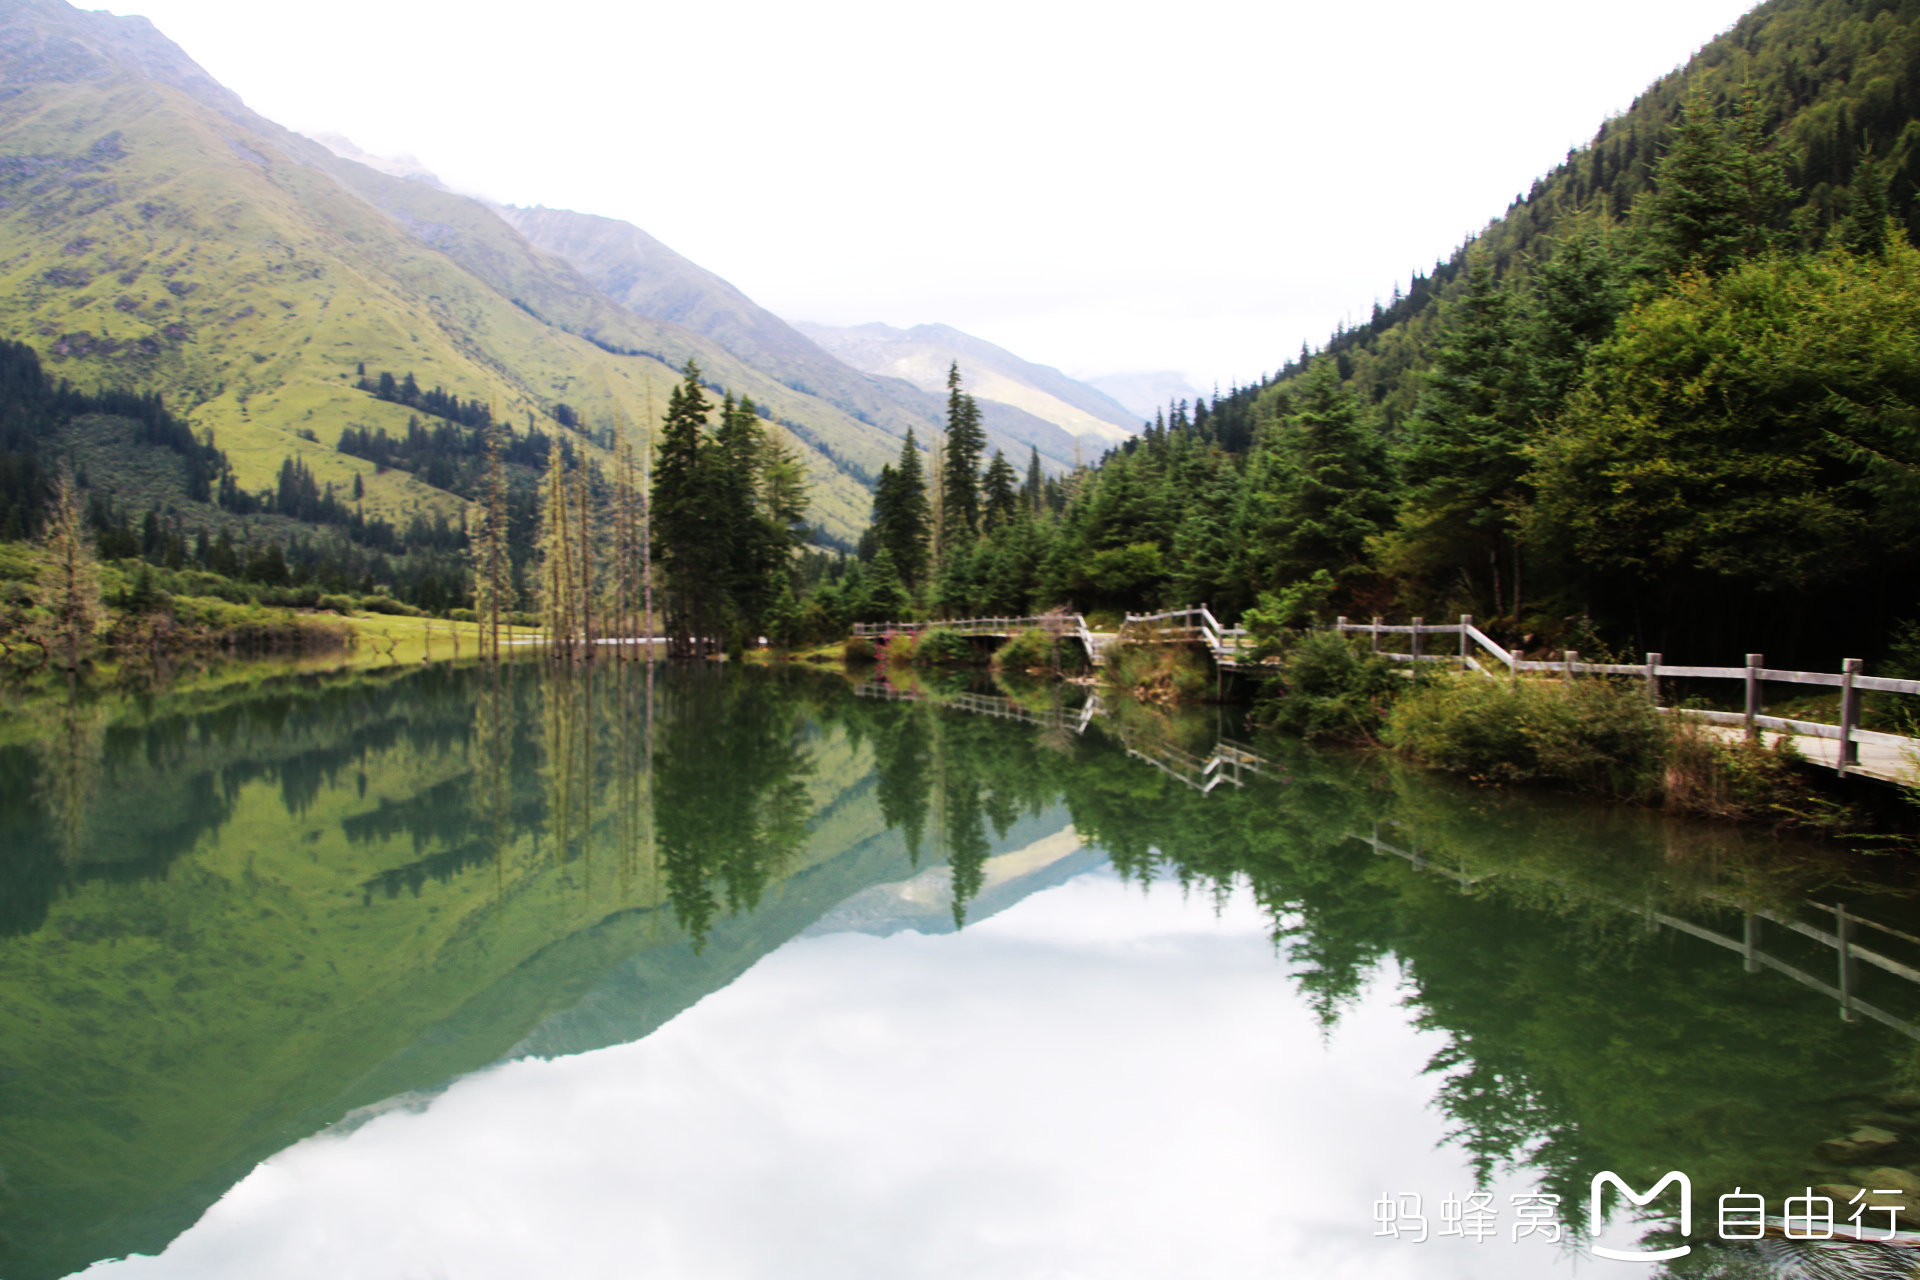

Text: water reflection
xmin=3 ymin=661 xmax=1920 ymax=1277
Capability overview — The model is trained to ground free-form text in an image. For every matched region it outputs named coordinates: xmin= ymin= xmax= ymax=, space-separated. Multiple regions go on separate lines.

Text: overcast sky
xmin=104 ymin=0 xmax=1759 ymax=390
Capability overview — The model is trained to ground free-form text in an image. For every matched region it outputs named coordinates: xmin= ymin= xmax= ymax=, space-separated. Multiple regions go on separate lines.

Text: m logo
xmin=1589 ymin=1171 xmax=1692 ymax=1262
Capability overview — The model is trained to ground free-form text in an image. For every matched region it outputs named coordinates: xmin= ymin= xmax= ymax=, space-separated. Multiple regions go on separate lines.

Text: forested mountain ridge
xmin=1239 ymin=0 xmax=1920 ymax=431
xmin=0 ymin=0 xmax=930 ymax=543
xmin=867 ymin=0 xmax=1920 ymax=672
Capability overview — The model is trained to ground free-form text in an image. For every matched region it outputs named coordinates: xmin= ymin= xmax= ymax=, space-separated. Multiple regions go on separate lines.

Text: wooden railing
xmin=846 ymin=607 xmax=1915 ymax=781
xmin=1333 ymin=614 xmax=1920 ymax=780
xmin=852 ymin=614 xmax=1113 ymax=664
xmin=1356 ymin=821 xmax=1920 ymax=1039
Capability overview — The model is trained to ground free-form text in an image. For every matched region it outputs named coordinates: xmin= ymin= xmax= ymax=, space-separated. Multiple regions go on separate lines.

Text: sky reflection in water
xmin=80 ymin=867 xmax=1598 ymax=1280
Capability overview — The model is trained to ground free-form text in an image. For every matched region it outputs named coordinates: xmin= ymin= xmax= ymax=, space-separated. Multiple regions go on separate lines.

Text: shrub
xmin=842 ymin=636 xmax=876 ymax=663
xmin=1101 ymin=639 xmax=1213 ymax=705
xmin=994 ymin=627 xmax=1056 ymax=672
xmin=448 ymin=608 xmax=476 ymax=623
xmin=913 ymin=628 xmax=977 ymax=666
xmin=1385 ymin=672 xmax=1668 ymax=796
xmin=317 ymin=593 xmax=356 ymax=614
xmin=884 ymin=633 xmax=918 ymax=665
xmin=356 ymin=594 xmax=423 ymax=617
xmin=1261 ymin=630 xmax=1408 ymax=740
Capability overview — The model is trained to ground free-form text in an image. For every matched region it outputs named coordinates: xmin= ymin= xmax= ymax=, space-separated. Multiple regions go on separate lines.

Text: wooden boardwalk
xmin=853 ymin=608 xmax=1919 ymax=788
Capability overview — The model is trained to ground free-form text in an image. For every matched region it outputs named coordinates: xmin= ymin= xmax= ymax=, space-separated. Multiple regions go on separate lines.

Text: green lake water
xmin=5 ymin=659 xmax=1920 ymax=1278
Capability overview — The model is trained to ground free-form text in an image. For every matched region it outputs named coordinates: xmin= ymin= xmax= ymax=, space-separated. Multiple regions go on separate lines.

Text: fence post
xmin=1645 ymin=653 xmax=1663 ymax=705
xmin=1838 ymin=903 xmax=1855 ymax=1021
xmin=1838 ymin=658 xmax=1862 ymax=775
xmin=1336 ymin=615 xmax=1347 ymax=635
xmin=1744 ymin=653 xmax=1763 ymax=742
xmin=1371 ymin=616 xmax=1382 ymax=652
xmin=1564 ymin=650 xmax=1576 ymax=684
xmin=1459 ymin=614 xmax=1472 ymax=664
xmin=1411 ymin=617 xmax=1423 ymax=661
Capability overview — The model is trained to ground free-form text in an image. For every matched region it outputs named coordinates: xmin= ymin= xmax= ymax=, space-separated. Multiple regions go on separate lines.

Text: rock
xmin=1813 ymin=1181 xmax=1920 ymax=1231
xmin=1863 ymin=1167 xmax=1920 ymax=1200
xmin=1816 ymin=1126 xmax=1902 ymax=1164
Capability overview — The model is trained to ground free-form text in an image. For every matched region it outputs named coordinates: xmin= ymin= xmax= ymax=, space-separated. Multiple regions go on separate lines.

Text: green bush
xmin=1385 ymin=671 xmax=1668 ymax=796
xmin=317 ymin=593 xmax=356 ymax=614
xmin=884 ymin=633 xmax=918 ymax=665
xmin=448 ymin=608 xmax=476 ymax=623
xmin=356 ymin=594 xmax=423 ymax=617
xmin=913 ymin=628 xmax=977 ymax=666
xmin=993 ymin=628 xmax=1056 ymax=672
xmin=1101 ymin=640 xmax=1214 ymax=705
xmin=843 ymin=636 xmax=876 ymax=663
xmin=1260 ymin=630 xmax=1407 ymax=740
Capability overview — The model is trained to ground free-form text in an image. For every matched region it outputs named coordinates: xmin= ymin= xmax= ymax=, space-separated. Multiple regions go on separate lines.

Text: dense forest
xmin=822 ymin=0 xmax=1920 ymax=671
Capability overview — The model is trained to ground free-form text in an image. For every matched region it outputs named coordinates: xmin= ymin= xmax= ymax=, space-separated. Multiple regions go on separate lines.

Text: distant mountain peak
xmin=307 ymin=133 xmax=447 ymax=189
xmin=796 ymin=320 xmax=1143 ymax=446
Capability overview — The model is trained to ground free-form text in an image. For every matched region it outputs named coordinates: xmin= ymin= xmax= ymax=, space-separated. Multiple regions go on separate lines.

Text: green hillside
xmin=0 ymin=0 xmax=910 ymax=543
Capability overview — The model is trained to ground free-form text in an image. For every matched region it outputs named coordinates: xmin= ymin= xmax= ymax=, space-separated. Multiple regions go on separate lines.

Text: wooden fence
xmin=1335 ymin=614 xmax=1920 ymax=781
xmin=1356 ymin=822 xmax=1920 ymax=1039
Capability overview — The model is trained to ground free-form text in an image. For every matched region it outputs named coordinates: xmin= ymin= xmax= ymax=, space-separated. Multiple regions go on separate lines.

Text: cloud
xmin=82 ymin=870 xmax=1598 ymax=1279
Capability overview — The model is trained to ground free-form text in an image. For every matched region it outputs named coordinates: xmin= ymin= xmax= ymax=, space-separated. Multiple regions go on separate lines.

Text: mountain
xmin=797 ymin=320 xmax=1144 ymax=448
xmin=1226 ymin=0 xmax=1920 ymax=430
xmin=0 ymin=0 xmax=931 ymax=542
xmin=490 ymin=203 xmax=1088 ymax=469
xmin=1083 ymin=370 xmax=1206 ymax=423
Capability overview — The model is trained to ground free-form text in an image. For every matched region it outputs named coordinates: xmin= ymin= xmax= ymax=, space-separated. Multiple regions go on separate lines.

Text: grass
xmin=1100 ymin=639 xmax=1213 ymax=705
xmin=0 ymin=60 xmax=909 ymax=543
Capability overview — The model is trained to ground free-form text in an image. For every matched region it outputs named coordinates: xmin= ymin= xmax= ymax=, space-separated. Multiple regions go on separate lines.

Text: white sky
xmin=103 ymin=0 xmax=1760 ymax=390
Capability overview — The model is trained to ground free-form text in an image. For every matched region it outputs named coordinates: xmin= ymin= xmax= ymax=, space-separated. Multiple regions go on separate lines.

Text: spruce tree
xmin=1643 ymin=85 xmax=1794 ymax=276
xmin=941 ymin=363 xmax=985 ymax=544
xmin=981 ymin=449 xmax=1020 ymax=530
xmin=651 ymin=361 xmax=721 ymax=656
xmin=1378 ymin=263 xmax=1536 ymax=618
xmin=872 ymin=430 xmax=930 ymax=588
xmin=1234 ymin=358 xmax=1392 ymax=611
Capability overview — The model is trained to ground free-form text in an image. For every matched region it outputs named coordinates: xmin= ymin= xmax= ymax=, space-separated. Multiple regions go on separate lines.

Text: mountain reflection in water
xmin=2 ymin=660 xmax=1920 ymax=1278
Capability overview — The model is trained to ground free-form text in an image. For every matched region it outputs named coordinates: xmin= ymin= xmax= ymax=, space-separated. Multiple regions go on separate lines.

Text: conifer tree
xmin=941 ymin=363 xmax=985 ymax=544
xmin=981 ymin=449 xmax=1020 ymax=530
xmin=38 ymin=464 xmax=101 ymax=670
xmin=1378 ymin=263 xmax=1535 ymax=618
xmin=871 ymin=429 xmax=931 ymax=588
xmin=652 ymin=362 xmax=720 ymax=657
xmin=538 ymin=446 xmax=576 ymax=657
xmin=1023 ymin=446 xmax=1044 ymax=515
xmin=1234 ymin=358 xmax=1392 ymax=613
xmin=1643 ymin=85 xmax=1795 ymax=276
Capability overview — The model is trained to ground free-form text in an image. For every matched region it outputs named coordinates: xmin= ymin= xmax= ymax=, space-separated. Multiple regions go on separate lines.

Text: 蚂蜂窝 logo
xmin=1590 ymin=1171 xmax=1692 ymax=1262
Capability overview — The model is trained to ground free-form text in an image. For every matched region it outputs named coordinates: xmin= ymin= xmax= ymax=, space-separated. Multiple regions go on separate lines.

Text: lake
xmin=4 ymin=659 xmax=1920 ymax=1279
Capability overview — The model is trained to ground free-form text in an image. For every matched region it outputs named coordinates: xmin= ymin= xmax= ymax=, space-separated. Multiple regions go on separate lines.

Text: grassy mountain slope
xmin=0 ymin=0 xmax=913 ymax=541
xmin=801 ymin=318 xmax=1144 ymax=446
xmin=493 ymin=202 xmax=1087 ymax=469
